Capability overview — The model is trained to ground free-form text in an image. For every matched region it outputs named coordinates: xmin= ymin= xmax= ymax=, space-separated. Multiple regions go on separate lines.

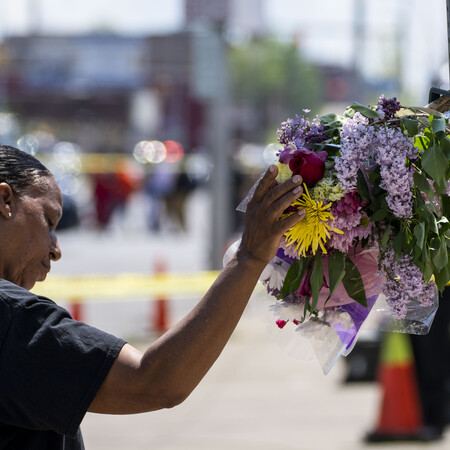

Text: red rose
xmin=288 ymin=148 xmax=326 ymax=185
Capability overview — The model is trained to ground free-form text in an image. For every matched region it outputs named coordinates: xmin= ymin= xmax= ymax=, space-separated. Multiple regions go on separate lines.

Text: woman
xmin=0 ymin=144 xmax=305 ymax=449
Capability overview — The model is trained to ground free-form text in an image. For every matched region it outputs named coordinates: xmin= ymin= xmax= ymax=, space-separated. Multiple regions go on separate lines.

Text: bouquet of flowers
xmin=236 ymin=95 xmax=450 ymax=373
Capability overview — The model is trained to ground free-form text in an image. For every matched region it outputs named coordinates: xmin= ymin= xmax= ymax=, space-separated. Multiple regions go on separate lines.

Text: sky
xmin=0 ymin=0 xmax=448 ymax=102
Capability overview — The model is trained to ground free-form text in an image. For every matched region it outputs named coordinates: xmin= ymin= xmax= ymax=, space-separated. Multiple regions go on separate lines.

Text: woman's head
xmin=0 ymin=145 xmax=62 ymax=290
xmin=0 ymin=144 xmax=52 ymax=196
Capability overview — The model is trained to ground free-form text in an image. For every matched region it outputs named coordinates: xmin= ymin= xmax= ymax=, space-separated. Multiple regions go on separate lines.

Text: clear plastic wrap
xmin=224 ymin=239 xmax=439 ymax=374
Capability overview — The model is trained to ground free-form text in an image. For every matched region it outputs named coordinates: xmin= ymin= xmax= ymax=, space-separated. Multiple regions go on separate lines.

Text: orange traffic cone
xmin=152 ymin=259 xmax=169 ymax=334
xmin=366 ymin=332 xmax=426 ymax=442
xmin=70 ymin=298 xmax=84 ymax=322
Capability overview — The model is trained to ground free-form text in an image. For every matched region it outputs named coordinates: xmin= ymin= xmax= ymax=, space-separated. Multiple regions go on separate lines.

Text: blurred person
xmin=92 ymin=170 xmax=137 ymax=230
xmin=92 ymin=173 xmax=119 ymax=228
xmin=408 ymin=93 xmax=450 ymax=441
xmin=164 ymin=167 xmax=197 ymax=232
xmin=0 ymin=144 xmax=306 ymax=449
xmin=144 ymin=166 xmax=176 ymax=232
xmin=410 ymin=288 xmax=450 ymax=441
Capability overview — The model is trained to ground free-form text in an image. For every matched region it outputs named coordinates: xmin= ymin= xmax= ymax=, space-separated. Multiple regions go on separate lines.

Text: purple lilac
xmin=277 ymin=114 xmax=327 ymax=148
xmin=373 ymin=127 xmax=418 ymax=218
xmin=304 ymin=115 xmax=328 ymax=143
xmin=335 ymin=113 xmax=417 ymax=219
xmin=379 ymin=248 xmax=435 ymax=319
xmin=335 ymin=113 xmax=374 ymax=192
xmin=377 ymin=95 xmax=401 ymax=121
xmin=277 ymin=115 xmax=310 ymax=147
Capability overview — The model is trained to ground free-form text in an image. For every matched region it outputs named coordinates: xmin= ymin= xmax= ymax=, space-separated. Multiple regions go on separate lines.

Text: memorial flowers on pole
xmin=240 ymin=96 xmax=450 ymax=372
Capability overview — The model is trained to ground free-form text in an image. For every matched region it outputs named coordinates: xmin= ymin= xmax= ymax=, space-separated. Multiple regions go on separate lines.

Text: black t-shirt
xmin=0 ymin=279 xmax=126 ymax=449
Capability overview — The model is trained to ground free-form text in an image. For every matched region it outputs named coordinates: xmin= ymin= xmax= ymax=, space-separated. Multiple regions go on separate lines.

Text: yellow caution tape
xmin=31 ymin=271 xmax=450 ymax=304
xmin=31 ymin=271 xmax=221 ymax=303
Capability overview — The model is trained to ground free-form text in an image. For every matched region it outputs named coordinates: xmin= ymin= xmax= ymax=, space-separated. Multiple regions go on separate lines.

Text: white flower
xmin=260 ymin=257 xmax=289 ymax=290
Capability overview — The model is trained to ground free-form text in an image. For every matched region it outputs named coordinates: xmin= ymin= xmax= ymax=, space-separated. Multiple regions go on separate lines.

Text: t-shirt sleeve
xmin=0 ymin=295 xmax=126 ymax=438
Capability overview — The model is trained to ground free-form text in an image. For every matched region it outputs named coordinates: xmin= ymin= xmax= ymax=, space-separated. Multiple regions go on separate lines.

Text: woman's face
xmin=2 ymin=176 xmax=63 ymax=290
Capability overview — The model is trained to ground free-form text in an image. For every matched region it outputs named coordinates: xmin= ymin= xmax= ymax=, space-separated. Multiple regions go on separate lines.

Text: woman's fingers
xmin=250 ymin=165 xmax=278 ymax=204
xmin=277 ymin=207 xmax=306 ymax=234
xmin=239 ymin=167 xmax=307 ymax=264
xmin=249 ymin=166 xmax=303 ymax=213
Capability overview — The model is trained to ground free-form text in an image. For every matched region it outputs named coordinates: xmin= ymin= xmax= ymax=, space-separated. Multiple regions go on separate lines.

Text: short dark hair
xmin=0 ymin=144 xmax=52 ymax=195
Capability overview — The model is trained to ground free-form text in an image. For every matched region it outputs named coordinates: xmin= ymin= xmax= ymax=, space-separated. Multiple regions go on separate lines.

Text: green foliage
xmin=325 ymin=251 xmax=346 ymax=305
xmin=342 ymin=255 xmax=367 ymax=307
xmin=228 ymin=38 xmax=322 ymax=141
xmin=310 ymin=253 xmax=324 ymax=312
xmin=279 ymin=257 xmax=308 ymax=300
xmin=349 ymin=102 xmax=383 ymax=119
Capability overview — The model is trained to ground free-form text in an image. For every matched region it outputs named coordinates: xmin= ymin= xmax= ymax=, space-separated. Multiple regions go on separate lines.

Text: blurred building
xmin=0 ymin=33 xmax=199 ymax=153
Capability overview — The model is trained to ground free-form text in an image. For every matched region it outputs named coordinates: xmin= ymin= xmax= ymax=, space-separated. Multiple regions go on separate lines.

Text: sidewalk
xmin=80 ymin=313 xmax=450 ymax=450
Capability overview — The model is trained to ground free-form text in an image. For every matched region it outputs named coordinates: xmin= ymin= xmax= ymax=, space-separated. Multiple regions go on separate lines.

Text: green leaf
xmin=431 ymin=237 xmax=449 ymax=272
xmin=356 ymin=169 xmax=371 ymax=203
xmin=350 ymin=102 xmax=382 ymax=119
xmin=393 ymin=230 xmax=404 ymax=261
xmin=428 ymin=213 xmax=439 ymax=236
xmin=434 ymin=259 xmax=450 ymax=292
xmin=401 ymin=117 xmax=419 ymax=136
xmin=369 ymin=208 xmax=389 ymax=222
xmin=320 ymin=113 xmax=342 ymax=126
xmin=280 ymin=258 xmax=308 ymax=299
xmin=439 ymin=136 xmax=450 ymax=159
xmin=422 ymin=249 xmax=434 ymax=282
xmin=421 ymin=145 xmax=448 ymax=185
xmin=341 ymin=256 xmax=367 ymax=307
xmin=325 ymin=251 xmax=346 ymax=304
xmin=413 ymin=172 xmax=434 ymax=202
xmin=414 ymin=135 xmax=430 ymax=151
xmin=310 ymin=253 xmax=324 ymax=312
xmin=442 ymin=195 xmax=450 ymax=219
xmin=413 ymin=222 xmax=426 ymax=250
xmin=381 ymin=225 xmax=391 ymax=248
xmin=433 ymin=178 xmax=447 ymax=196
xmin=416 ymin=205 xmax=438 ymax=235
xmin=431 ymin=115 xmax=447 ymax=134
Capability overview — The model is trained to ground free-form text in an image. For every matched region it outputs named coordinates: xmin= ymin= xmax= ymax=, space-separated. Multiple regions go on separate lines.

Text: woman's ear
xmin=0 ymin=183 xmax=13 ymax=220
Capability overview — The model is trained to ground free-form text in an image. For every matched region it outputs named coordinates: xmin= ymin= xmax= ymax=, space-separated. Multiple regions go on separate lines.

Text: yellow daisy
xmin=284 ymin=184 xmax=343 ymax=257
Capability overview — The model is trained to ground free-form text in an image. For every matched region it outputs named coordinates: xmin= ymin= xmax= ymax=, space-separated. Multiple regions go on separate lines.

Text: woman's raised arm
xmin=88 ymin=166 xmax=305 ymax=414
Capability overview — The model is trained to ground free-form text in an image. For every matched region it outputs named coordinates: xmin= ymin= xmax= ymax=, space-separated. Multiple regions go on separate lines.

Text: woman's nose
xmin=50 ymin=232 xmax=62 ymax=261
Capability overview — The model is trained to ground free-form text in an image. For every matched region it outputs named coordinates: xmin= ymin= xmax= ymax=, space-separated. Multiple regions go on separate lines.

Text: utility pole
xmin=352 ymin=0 xmax=366 ymax=102
xmin=447 ymin=0 xmax=450 ymax=83
xmin=187 ymin=0 xmax=232 ymax=270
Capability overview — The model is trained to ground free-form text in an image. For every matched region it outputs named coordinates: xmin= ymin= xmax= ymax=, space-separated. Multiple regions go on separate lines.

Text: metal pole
xmin=447 ymin=0 xmax=450 ymax=83
xmin=209 ymin=26 xmax=231 ymax=270
xmin=353 ymin=0 xmax=366 ymax=102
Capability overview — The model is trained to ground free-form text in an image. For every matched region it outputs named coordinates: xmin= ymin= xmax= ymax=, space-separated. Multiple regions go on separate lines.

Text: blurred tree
xmin=228 ymin=37 xmax=322 ymax=143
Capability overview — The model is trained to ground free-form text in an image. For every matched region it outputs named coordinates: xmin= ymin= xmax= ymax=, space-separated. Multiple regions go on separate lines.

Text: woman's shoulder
xmin=0 ymin=279 xmax=56 ymax=315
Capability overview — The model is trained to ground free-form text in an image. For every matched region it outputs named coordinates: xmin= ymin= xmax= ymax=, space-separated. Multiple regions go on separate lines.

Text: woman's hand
xmin=238 ymin=165 xmax=306 ymax=265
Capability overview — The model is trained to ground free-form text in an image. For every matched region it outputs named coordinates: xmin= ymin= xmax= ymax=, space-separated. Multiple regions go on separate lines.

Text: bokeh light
xmin=236 ymin=143 xmax=266 ymax=170
xmin=53 ymin=141 xmax=82 ymax=175
xmin=17 ymin=134 xmax=39 ymax=155
xmin=133 ymin=140 xmax=167 ymax=164
xmin=0 ymin=113 xmax=19 ymax=137
xmin=185 ymin=152 xmax=214 ymax=183
xmin=163 ymin=140 xmax=184 ymax=163
xmin=56 ymin=174 xmax=80 ymax=196
xmin=263 ymin=143 xmax=281 ymax=165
